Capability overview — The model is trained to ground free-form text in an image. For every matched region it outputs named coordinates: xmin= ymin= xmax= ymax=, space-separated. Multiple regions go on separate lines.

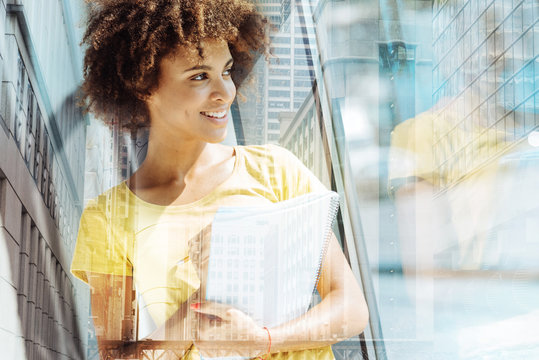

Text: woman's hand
xmin=192 ymin=302 xmax=269 ymax=358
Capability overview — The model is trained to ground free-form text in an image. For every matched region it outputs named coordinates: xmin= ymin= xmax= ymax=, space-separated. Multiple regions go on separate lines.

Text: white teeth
xmin=201 ymin=110 xmax=227 ymax=118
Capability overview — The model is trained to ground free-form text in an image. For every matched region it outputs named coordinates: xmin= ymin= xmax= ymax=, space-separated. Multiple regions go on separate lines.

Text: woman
xmin=71 ymin=0 xmax=368 ymax=359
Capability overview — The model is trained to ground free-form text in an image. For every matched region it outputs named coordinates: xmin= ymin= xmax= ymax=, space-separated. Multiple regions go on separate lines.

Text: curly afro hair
xmin=81 ymin=0 xmax=268 ymax=132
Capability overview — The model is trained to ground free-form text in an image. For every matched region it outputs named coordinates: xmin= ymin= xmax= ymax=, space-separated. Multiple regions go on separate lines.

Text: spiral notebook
xmin=205 ymin=191 xmax=340 ymax=328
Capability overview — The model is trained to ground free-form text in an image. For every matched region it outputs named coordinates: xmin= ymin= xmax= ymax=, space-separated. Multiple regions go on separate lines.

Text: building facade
xmin=236 ymin=0 xmax=317 ymax=145
xmin=431 ymin=0 xmax=538 ymax=190
xmin=265 ymin=3 xmax=318 ymax=144
xmin=0 ymin=0 xmax=88 ymax=358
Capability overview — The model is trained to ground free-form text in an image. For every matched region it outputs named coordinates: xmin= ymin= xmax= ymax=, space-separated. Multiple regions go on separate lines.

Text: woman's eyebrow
xmin=183 ymin=58 xmax=234 ymax=73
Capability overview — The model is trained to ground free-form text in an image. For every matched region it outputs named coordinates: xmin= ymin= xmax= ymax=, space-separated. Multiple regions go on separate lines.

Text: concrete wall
xmin=0 ymin=1 xmax=88 ymax=359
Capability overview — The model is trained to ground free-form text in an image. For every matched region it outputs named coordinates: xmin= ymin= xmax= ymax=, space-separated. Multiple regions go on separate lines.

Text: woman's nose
xmin=211 ymin=78 xmax=236 ymax=103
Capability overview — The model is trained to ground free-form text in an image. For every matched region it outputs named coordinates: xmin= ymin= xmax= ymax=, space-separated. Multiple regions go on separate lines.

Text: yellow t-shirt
xmin=71 ymin=144 xmax=335 ymax=360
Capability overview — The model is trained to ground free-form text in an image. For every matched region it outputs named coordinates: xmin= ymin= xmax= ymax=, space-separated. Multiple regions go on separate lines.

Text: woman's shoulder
xmin=238 ymin=143 xmax=299 ymax=165
xmin=237 ymin=144 xmax=327 ymax=197
xmin=82 ymin=182 xmax=130 ymax=213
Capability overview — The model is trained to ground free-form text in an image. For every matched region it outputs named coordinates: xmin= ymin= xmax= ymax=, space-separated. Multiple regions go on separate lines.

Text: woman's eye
xmin=223 ymin=68 xmax=233 ymax=76
xmin=192 ymin=73 xmax=207 ymax=81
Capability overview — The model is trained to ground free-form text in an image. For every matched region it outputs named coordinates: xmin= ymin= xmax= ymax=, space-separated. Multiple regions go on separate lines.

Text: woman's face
xmin=146 ymin=39 xmax=236 ymax=143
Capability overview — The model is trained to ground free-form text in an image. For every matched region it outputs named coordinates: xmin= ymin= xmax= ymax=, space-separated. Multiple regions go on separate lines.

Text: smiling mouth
xmin=200 ymin=110 xmax=228 ymax=119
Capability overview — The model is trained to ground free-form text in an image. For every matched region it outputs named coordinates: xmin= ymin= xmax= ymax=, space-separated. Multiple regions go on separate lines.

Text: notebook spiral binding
xmin=313 ymin=191 xmax=341 ymax=292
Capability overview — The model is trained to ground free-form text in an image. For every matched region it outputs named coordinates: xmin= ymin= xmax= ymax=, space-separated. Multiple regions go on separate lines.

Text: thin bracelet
xmin=256 ymin=327 xmax=271 ymax=360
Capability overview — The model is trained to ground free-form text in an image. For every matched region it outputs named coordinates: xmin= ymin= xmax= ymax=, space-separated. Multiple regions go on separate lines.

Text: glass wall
xmin=239 ymin=0 xmax=538 ymax=358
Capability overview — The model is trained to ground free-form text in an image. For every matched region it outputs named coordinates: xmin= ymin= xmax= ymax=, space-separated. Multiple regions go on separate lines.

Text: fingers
xmin=198 ymin=313 xmax=224 ymax=329
xmin=193 ymin=302 xmax=266 ymax=349
xmin=190 ymin=301 xmax=234 ymax=320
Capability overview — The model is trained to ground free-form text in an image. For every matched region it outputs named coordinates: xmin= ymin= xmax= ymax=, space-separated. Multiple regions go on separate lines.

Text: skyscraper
xmin=239 ymin=0 xmax=316 ymax=145
xmin=431 ymin=0 xmax=538 ymax=190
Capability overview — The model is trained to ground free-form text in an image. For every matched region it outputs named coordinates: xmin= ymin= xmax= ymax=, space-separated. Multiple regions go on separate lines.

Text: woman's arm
xmin=194 ymin=233 xmax=369 ymax=357
xmin=269 ymin=233 xmax=369 ymax=352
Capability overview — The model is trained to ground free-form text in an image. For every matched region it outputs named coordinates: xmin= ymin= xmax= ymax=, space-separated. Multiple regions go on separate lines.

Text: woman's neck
xmin=135 ymin=128 xmax=223 ymax=186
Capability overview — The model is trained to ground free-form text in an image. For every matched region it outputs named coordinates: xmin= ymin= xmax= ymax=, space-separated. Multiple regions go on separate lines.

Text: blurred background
xmin=0 ymin=0 xmax=537 ymax=359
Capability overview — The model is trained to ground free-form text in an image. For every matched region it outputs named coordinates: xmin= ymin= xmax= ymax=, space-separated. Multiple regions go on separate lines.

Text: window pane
xmin=240 ymin=0 xmax=539 ymax=359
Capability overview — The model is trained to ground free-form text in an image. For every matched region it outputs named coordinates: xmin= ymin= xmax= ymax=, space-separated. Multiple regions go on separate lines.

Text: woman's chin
xmin=205 ymin=130 xmax=228 ymax=144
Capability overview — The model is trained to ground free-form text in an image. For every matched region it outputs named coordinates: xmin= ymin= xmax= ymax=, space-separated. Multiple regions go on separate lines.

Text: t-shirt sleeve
xmin=268 ymin=144 xmax=328 ymax=201
xmin=70 ymin=198 xmax=133 ymax=284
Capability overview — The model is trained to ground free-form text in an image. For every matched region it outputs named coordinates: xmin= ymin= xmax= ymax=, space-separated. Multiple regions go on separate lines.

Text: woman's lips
xmin=200 ymin=110 xmax=227 ymax=118
xmin=200 ymin=111 xmax=229 ymax=125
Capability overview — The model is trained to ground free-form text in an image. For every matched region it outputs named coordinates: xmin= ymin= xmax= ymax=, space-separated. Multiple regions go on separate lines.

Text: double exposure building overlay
xmin=1 ymin=0 xmax=536 ymax=359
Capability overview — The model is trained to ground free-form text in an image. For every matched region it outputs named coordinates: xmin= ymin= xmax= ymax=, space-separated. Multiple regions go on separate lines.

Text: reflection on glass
xmin=316 ymin=0 xmax=538 ymax=358
xmin=244 ymin=0 xmax=539 ymax=358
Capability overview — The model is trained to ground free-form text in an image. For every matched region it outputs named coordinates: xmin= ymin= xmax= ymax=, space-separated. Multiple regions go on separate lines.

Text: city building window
xmin=269 ymin=79 xmax=290 ymax=87
xmin=269 ymin=15 xmax=280 ymax=24
xmin=268 ymin=112 xmax=280 ymax=119
xmin=270 ymin=36 xmax=290 ymax=44
xmin=14 ymin=54 xmax=26 ymax=148
xmin=268 ymin=101 xmax=290 ymax=109
xmin=269 ymin=90 xmax=291 ymax=98
xmin=294 ymin=47 xmax=312 ymax=56
xmin=294 ymin=91 xmax=311 ymax=99
xmin=294 ymin=69 xmax=312 ymax=77
xmin=294 ymin=37 xmax=310 ymax=45
xmin=294 ymin=79 xmax=313 ymax=87
xmin=269 ymin=68 xmax=291 ymax=76
xmin=294 ymin=58 xmax=314 ymax=66
xmin=271 ymin=47 xmax=291 ymax=55
xmin=269 ymin=57 xmax=291 ymax=66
